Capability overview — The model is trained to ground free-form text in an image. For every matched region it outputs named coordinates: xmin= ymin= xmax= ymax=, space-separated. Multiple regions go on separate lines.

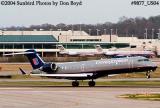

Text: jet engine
xmin=40 ymin=63 xmax=58 ymax=73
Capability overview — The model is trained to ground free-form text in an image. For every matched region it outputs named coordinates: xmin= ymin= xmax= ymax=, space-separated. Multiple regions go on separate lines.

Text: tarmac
xmin=0 ymin=87 xmax=159 ymax=108
xmin=0 ymin=60 xmax=160 ymax=108
xmin=0 ymin=78 xmax=160 ymax=82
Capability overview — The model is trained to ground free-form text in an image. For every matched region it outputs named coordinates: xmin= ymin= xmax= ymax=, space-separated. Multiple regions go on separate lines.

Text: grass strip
xmin=119 ymin=94 xmax=160 ymax=101
xmin=0 ymin=80 xmax=160 ymax=87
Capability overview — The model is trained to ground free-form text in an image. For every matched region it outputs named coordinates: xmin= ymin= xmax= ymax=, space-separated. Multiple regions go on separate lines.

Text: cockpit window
xmin=138 ymin=59 xmax=149 ymax=62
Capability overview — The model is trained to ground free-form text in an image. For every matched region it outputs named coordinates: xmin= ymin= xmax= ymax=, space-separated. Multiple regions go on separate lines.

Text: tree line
xmin=2 ymin=15 xmax=160 ymax=39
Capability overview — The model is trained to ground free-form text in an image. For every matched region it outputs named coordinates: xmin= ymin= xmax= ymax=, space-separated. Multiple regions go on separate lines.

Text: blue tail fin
xmin=25 ymin=50 xmax=45 ymax=69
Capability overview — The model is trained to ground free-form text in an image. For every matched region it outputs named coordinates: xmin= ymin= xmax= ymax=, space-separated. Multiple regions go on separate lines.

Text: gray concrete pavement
xmin=0 ymin=78 xmax=160 ymax=82
xmin=0 ymin=87 xmax=159 ymax=108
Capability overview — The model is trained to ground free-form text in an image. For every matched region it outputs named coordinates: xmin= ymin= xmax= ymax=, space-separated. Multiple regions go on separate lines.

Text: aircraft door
xmin=81 ymin=64 xmax=85 ymax=72
xmin=129 ymin=58 xmax=134 ymax=72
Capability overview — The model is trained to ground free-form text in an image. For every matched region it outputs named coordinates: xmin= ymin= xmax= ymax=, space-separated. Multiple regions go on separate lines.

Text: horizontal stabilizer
xmin=19 ymin=68 xmax=27 ymax=75
xmin=3 ymin=52 xmax=34 ymax=56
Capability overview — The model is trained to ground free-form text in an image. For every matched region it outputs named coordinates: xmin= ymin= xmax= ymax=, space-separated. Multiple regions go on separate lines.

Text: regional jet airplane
xmin=57 ymin=45 xmax=103 ymax=56
xmin=4 ymin=50 xmax=157 ymax=87
xmin=96 ymin=45 xmax=156 ymax=58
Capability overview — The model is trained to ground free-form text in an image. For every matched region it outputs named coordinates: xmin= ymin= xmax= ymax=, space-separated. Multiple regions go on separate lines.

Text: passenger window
xmin=138 ymin=59 xmax=149 ymax=62
xmin=144 ymin=59 xmax=149 ymax=61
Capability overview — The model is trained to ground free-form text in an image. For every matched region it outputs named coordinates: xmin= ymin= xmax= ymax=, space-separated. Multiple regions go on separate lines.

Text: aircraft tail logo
xmin=25 ymin=50 xmax=45 ymax=69
xmin=32 ymin=58 xmax=39 ymax=66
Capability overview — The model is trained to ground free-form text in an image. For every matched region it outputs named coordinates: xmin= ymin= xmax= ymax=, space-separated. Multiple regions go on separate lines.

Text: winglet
xmin=19 ymin=68 xmax=26 ymax=75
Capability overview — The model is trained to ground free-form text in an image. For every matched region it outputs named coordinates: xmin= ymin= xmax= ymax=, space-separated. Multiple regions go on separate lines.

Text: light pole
xmin=157 ymin=29 xmax=160 ymax=40
xmin=145 ymin=28 xmax=148 ymax=39
xmin=159 ymin=29 xmax=160 ymax=39
xmin=88 ymin=29 xmax=91 ymax=35
xmin=96 ymin=29 xmax=99 ymax=36
xmin=79 ymin=23 xmax=82 ymax=36
xmin=157 ymin=33 xmax=160 ymax=40
xmin=152 ymin=28 xmax=154 ymax=41
xmin=57 ymin=28 xmax=63 ymax=42
xmin=104 ymin=29 xmax=106 ymax=35
xmin=116 ymin=28 xmax=118 ymax=36
xmin=110 ymin=29 xmax=113 ymax=35
xmin=71 ymin=24 xmax=74 ymax=36
xmin=110 ymin=29 xmax=113 ymax=42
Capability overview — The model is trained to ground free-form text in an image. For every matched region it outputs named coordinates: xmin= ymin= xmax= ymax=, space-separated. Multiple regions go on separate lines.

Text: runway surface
xmin=0 ymin=78 xmax=160 ymax=82
xmin=0 ymin=87 xmax=159 ymax=108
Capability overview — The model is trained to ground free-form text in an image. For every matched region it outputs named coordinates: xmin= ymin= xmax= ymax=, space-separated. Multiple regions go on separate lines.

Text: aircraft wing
xmin=31 ymin=73 xmax=93 ymax=77
xmin=30 ymin=73 xmax=94 ymax=79
xmin=19 ymin=67 xmax=94 ymax=79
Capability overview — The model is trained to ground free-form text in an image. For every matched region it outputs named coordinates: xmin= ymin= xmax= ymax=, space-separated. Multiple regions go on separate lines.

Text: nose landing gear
xmin=146 ymin=70 xmax=152 ymax=79
xmin=72 ymin=81 xmax=79 ymax=87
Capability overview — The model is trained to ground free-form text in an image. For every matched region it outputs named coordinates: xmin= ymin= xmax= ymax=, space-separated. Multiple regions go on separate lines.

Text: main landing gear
xmin=88 ymin=80 xmax=95 ymax=87
xmin=146 ymin=70 xmax=152 ymax=79
xmin=72 ymin=80 xmax=96 ymax=87
xmin=72 ymin=81 xmax=79 ymax=87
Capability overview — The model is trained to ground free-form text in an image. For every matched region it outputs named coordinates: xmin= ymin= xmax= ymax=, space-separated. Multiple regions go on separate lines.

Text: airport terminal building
xmin=0 ymin=30 xmax=160 ymax=57
xmin=0 ymin=30 xmax=130 ymax=57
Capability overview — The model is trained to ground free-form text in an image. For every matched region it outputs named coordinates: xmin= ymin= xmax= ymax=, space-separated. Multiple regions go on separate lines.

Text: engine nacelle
xmin=40 ymin=63 xmax=58 ymax=73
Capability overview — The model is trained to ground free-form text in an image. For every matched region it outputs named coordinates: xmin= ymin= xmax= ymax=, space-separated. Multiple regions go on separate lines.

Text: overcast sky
xmin=0 ymin=0 xmax=160 ymax=27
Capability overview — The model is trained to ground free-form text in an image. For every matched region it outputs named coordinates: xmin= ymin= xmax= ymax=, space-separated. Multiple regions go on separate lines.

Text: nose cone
xmin=151 ymin=63 xmax=158 ymax=71
xmin=153 ymin=65 xmax=157 ymax=71
xmin=146 ymin=61 xmax=158 ymax=71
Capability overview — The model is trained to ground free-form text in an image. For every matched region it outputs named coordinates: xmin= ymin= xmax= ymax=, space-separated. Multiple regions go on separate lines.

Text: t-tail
xmin=4 ymin=49 xmax=45 ymax=70
xmin=95 ymin=45 xmax=103 ymax=52
xmin=25 ymin=50 xmax=45 ymax=69
xmin=57 ymin=45 xmax=66 ymax=52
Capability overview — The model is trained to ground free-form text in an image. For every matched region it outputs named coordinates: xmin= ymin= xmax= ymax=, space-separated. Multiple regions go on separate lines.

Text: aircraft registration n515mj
xmin=4 ymin=50 xmax=157 ymax=87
